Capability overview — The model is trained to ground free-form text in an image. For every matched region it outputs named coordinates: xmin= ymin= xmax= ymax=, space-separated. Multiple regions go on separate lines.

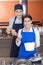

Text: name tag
xmin=24 ymin=42 xmax=35 ymax=51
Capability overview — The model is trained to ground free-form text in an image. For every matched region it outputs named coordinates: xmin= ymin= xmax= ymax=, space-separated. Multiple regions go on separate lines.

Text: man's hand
xmin=11 ymin=29 xmax=17 ymax=36
xmin=6 ymin=26 xmax=11 ymax=34
xmin=6 ymin=26 xmax=18 ymax=36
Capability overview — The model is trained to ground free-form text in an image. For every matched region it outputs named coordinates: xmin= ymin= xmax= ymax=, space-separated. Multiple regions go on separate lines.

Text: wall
xmin=0 ymin=1 xmax=19 ymax=22
xmin=0 ymin=0 xmax=43 ymax=22
xmin=28 ymin=1 xmax=43 ymax=22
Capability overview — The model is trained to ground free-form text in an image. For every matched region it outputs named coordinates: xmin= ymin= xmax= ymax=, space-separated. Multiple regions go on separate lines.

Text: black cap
xmin=14 ymin=4 xmax=23 ymax=11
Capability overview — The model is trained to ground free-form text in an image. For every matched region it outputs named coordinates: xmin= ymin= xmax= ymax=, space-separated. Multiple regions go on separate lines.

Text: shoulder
xmin=33 ymin=28 xmax=39 ymax=32
xmin=18 ymin=29 xmax=23 ymax=33
xmin=9 ymin=16 xmax=16 ymax=27
xmin=33 ymin=27 xmax=40 ymax=35
xmin=9 ymin=16 xmax=15 ymax=21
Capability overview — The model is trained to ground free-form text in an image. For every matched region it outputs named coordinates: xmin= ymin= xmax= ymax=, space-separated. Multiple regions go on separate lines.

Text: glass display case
xmin=0 ymin=58 xmax=43 ymax=65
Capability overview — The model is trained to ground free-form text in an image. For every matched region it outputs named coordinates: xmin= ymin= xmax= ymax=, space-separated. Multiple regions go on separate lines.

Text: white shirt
xmin=16 ymin=27 xmax=40 ymax=48
xmin=9 ymin=16 xmax=22 ymax=28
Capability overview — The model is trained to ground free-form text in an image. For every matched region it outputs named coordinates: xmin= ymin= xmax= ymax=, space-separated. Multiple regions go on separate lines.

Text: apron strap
xmin=32 ymin=28 xmax=35 ymax=32
xmin=12 ymin=16 xmax=17 ymax=28
xmin=21 ymin=28 xmax=35 ymax=34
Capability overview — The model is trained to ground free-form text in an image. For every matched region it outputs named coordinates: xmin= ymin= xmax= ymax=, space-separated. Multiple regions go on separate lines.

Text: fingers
xmin=6 ymin=26 xmax=11 ymax=34
xmin=16 ymin=37 xmax=20 ymax=43
xmin=6 ymin=27 xmax=18 ymax=36
xmin=11 ymin=29 xmax=17 ymax=36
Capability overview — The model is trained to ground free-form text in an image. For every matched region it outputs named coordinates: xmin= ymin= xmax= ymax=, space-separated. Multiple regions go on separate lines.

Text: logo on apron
xmin=24 ymin=42 xmax=35 ymax=51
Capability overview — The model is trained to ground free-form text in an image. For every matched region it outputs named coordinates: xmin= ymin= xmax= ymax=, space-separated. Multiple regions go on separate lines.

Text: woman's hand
xmin=16 ymin=37 xmax=21 ymax=46
xmin=16 ymin=37 xmax=21 ymax=43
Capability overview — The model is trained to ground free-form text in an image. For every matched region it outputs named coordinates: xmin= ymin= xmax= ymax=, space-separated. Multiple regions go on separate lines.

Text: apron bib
xmin=10 ymin=17 xmax=24 ymax=57
xmin=18 ymin=28 xmax=36 ymax=59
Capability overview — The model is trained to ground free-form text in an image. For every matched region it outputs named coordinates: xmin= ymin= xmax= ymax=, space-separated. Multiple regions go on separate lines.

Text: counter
xmin=0 ymin=36 xmax=12 ymax=57
xmin=0 ymin=58 xmax=43 ymax=65
xmin=0 ymin=35 xmax=43 ymax=57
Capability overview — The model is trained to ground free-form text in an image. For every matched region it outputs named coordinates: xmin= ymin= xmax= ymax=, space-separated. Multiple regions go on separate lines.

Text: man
xmin=6 ymin=4 xmax=24 ymax=57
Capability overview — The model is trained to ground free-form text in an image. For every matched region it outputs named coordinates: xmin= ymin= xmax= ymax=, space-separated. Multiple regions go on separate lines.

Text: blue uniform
xmin=18 ymin=28 xmax=36 ymax=59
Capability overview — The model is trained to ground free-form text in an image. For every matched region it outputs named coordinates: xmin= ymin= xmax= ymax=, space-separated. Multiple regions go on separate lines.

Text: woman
xmin=6 ymin=4 xmax=24 ymax=57
xmin=16 ymin=15 xmax=40 ymax=59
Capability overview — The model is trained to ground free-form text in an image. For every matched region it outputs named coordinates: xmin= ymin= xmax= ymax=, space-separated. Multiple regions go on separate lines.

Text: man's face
xmin=15 ymin=9 xmax=23 ymax=19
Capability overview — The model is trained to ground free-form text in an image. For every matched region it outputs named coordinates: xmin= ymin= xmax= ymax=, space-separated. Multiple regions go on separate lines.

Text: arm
xmin=6 ymin=26 xmax=11 ymax=34
xmin=6 ymin=17 xmax=14 ymax=34
xmin=6 ymin=17 xmax=17 ymax=36
xmin=16 ymin=29 xmax=22 ymax=47
xmin=34 ymin=28 xmax=40 ymax=48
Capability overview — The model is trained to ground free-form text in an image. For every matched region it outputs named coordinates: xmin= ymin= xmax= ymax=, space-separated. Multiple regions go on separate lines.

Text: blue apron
xmin=18 ymin=28 xmax=36 ymax=59
xmin=10 ymin=17 xmax=24 ymax=57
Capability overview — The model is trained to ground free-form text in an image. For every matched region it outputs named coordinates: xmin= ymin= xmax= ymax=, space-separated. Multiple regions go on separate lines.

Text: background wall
xmin=0 ymin=1 xmax=19 ymax=22
xmin=28 ymin=1 xmax=43 ymax=22
xmin=0 ymin=0 xmax=43 ymax=22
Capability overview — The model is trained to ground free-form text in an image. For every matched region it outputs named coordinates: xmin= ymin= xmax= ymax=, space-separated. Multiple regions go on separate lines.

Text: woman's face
xmin=24 ymin=17 xmax=32 ymax=28
xmin=15 ymin=9 xmax=23 ymax=19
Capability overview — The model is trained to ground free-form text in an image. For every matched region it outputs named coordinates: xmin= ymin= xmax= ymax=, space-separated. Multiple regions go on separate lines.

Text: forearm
xmin=16 ymin=36 xmax=21 ymax=47
xmin=16 ymin=40 xmax=21 ymax=47
xmin=6 ymin=26 xmax=11 ymax=34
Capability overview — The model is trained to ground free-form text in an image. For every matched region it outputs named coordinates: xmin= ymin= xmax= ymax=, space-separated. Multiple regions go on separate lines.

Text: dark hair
xmin=24 ymin=14 xmax=32 ymax=20
xmin=14 ymin=4 xmax=23 ymax=11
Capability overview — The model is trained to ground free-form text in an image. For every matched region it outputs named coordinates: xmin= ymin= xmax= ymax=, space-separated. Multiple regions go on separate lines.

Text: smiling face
xmin=24 ymin=17 xmax=32 ymax=28
xmin=15 ymin=9 xmax=23 ymax=19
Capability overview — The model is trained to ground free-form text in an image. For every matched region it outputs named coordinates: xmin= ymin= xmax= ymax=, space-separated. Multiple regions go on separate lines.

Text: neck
xmin=17 ymin=16 xmax=22 ymax=19
xmin=24 ymin=27 xmax=31 ymax=32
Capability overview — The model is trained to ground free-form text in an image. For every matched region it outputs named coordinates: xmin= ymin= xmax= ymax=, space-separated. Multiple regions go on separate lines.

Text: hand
xmin=11 ymin=29 xmax=17 ymax=36
xmin=6 ymin=26 xmax=10 ymax=34
xmin=16 ymin=37 xmax=21 ymax=43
